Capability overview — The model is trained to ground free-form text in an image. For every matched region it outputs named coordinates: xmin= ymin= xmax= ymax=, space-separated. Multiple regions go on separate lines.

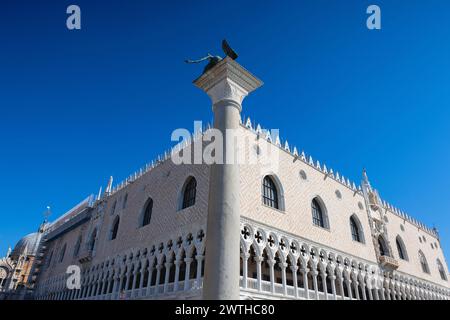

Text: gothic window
xmin=59 ymin=244 xmax=67 ymax=263
xmin=312 ymin=198 xmax=327 ymax=228
xmin=182 ymin=177 xmax=197 ymax=209
xmin=350 ymin=215 xmax=363 ymax=243
xmin=396 ymin=236 xmax=408 ymax=261
xmin=110 ymin=216 xmax=120 ymax=240
xmin=419 ymin=250 xmax=430 ymax=274
xmin=378 ymin=236 xmax=389 ymax=257
xmin=437 ymin=259 xmax=447 ymax=281
xmin=122 ymin=194 xmax=128 ymax=209
xmin=141 ymin=198 xmax=153 ymax=227
xmin=262 ymin=176 xmax=279 ymax=209
xmin=110 ymin=200 xmax=117 ymax=215
xmin=89 ymin=228 xmax=97 ymax=252
xmin=47 ymin=250 xmax=54 ymax=267
xmin=73 ymin=236 xmax=82 ymax=257
xmin=335 ymin=190 xmax=342 ymax=200
xmin=299 ymin=170 xmax=307 ymax=181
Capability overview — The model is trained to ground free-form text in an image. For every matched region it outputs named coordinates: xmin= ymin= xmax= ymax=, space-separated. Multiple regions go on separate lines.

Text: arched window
xmin=378 ymin=236 xmax=389 ymax=257
xmin=419 ymin=250 xmax=430 ymax=274
xmin=59 ymin=244 xmax=66 ymax=263
xmin=437 ymin=259 xmax=447 ymax=281
xmin=312 ymin=198 xmax=327 ymax=228
xmin=89 ymin=228 xmax=97 ymax=252
xmin=110 ymin=216 xmax=120 ymax=240
xmin=47 ymin=250 xmax=54 ymax=267
xmin=122 ymin=194 xmax=128 ymax=209
xmin=73 ymin=236 xmax=82 ymax=257
xmin=262 ymin=176 xmax=279 ymax=209
xmin=181 ymin=177 xmax=197 ymax=209
xmin=396 ymin=236 xmax=408 ymax=261
xmin=350 ymin=215 xmax=364 ymax=243
xmin=141 ymin=198 xmax=153 ymax=227
xmin=110 ymin=200 xmax=117 ymax=215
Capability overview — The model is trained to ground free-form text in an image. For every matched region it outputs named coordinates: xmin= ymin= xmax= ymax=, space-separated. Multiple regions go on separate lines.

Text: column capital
xmin=254 ymin=256 xmax=264 ymax=263
xmin=267 ymin=259 xmax=276 ymax=266
xmin=194 ymin=57 xmax=263 ymax=107
xmin=195 ymin=254 xmax=204 ymax=261
xmin=241 ymin=252 xmax=250 ymax=259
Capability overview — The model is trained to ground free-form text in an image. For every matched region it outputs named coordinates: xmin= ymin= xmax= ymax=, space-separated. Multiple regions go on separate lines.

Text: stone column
xmin=106 ymin=276 xmax=112 ymax=296
xmin=301 ymin=267 xmax=309 ymax=300
xmin=353 ymin=277 xmax=360 ymax=300
xmin=173 ymin=258 xmax=181 ymax=292
xmin=194 ymin=57 xmax=263 ymax=300
xmin=195 ymin=254 xmax=204 ymax=289
xmin=291 ymin=265 xmax=299 ymax=298
xmin=138 ymin=265 xmax=146 ymax=293
xmin=312 ymin=270 xmax=319 ymax=300
xmin=154 ymin=265 xmax=162 ymax=295
xmin=255 ymin=256 xmax=263 ymax=292
xmin=280 ymin=262 xmax=287 ymax=296
xmin=130 ymin=269 xmax=138 ymax=298
xmin=330 ymin=275 xmax=337 ymax=300
xmin=146 ymin=265 xmax=154 ymax=296
xmin=268 ymin=259 xmax=276 ymax=294
xmin=242 ymin=252 xmax=249 ymax=289
xmin=164 ymin=262 xmax=171 ymax=293
xmin=320 ymin=270 xmax=328 ymax=300
xmin=345 ymin=276 xmax=353 ymax=299
xmin=111 ymin=274 xmax=118 ymax=298
xmin=184 ymin=258 xmax=192 ymax=291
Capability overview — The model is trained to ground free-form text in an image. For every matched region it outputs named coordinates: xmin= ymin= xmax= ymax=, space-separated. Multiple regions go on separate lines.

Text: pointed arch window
xmin=262 ymin=176 xmax=279 ymax=209
xmin=378 ymin=236 xmax=389 ymax=257
xmin=437 ymin=259 xmax=447 ymax=281
xmin=89 ymin=228 xmax=97 ymax=252
xmin=122 ymin=194 xmax=128 ymax=209
xmin=59 ymin=244 xmax=66 ymax=263
xmin=312 ymin=198 xmax=327 ymax=228
xmin=47 ymin=250 xmax=54 ymax=267
xmin=350 ymin=215 xmax=364 ymax=243
xmin=141 ymin=198 xmax=153 ymax=227
xmin=182 ymin=177 xmax=197 ymax=209
xmin=73 ymin=236 xmax=82 ymax=257
xmin=419 ymin=250 xmax=430 ymax=274
xmin=396 ymin=236 xmax=408 ymax=261
xmin=110 ymin=216 xmax=120 ymax=240
xmin=110 ymin=200 xmax=117 ymax=216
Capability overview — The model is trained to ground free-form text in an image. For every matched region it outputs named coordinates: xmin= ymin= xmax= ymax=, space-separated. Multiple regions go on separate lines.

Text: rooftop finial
xmin=105 ymin=176 xmax=113 ymax=195
xmin=43 ymin=206 xmax=51 ymax=222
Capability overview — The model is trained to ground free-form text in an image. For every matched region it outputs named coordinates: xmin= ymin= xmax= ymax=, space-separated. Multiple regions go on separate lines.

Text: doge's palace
xmin=11 ymin=56 xmax=449 ymax=301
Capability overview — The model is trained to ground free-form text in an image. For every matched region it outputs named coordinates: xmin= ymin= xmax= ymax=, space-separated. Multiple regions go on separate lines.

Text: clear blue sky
xmin=1 ymin=1 xmax=449 ymax=261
